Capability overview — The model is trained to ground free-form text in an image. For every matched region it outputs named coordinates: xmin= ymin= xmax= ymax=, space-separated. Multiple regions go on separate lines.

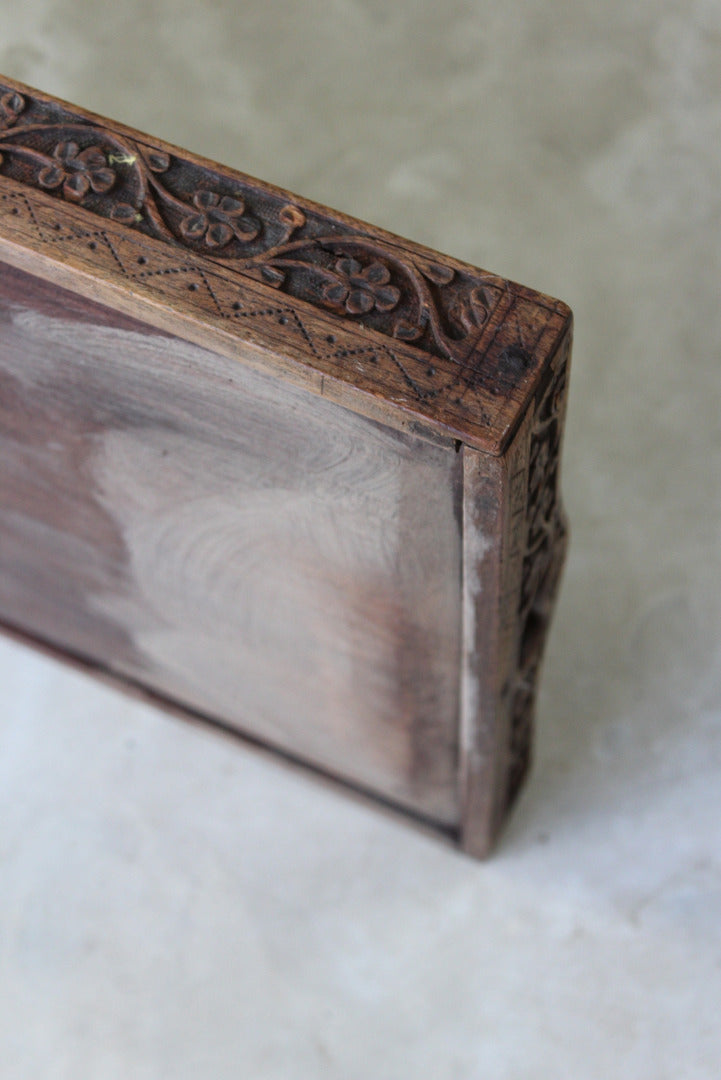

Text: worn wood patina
xmin=0 ymin=75 xmax=572 ymax=856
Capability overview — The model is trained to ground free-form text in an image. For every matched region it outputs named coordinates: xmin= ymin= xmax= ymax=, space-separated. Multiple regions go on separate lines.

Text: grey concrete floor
xmin=1 ymin=3 xmax=720 ymax=1077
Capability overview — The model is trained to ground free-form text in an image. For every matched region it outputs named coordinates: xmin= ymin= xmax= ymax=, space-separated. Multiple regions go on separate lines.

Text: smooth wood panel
xmin=0 ymin=263 xmax=463 ymax=827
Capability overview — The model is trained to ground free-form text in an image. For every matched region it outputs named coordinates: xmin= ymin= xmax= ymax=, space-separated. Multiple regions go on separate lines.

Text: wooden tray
xmin=0 ymin=76 xmax=572 ymax=856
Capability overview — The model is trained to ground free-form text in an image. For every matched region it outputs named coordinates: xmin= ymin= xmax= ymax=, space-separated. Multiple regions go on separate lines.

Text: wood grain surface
xmin=0 ymin=263 xmax=463 ymax=827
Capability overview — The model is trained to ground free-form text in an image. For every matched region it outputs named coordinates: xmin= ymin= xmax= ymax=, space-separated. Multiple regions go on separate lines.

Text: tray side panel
xmin=0 ymin=262 xmax=463 ymax=827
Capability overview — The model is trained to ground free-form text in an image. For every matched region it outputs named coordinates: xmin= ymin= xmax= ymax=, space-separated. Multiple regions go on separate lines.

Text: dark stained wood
xmin=0 ymin=75 xmax=573 ymax=855
xmin=0 ymin=75 xmax=569 ymax=455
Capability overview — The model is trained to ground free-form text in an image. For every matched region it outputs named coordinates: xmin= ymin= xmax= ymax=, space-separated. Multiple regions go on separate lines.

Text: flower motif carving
xmin=0 ymin=83 xmax=508 ymax=368
xmin=323 ymin=257 xmax=401 ymax=315
xmin=179 ymin=190 xmax=259 ymax=248
xmin=37 ymin=141 xmax=115 ymax=203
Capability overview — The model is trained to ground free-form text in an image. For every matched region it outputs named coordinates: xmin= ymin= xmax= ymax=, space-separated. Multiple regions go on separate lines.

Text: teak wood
xmin=0 ymin=76 xmax=572 ymax=856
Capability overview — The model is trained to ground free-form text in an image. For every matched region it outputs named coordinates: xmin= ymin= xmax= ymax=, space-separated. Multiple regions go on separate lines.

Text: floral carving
xmin=0 ymin=84 xmax=508 ymax=367
xmin=37 ymin=140 xmax=115 ymax=202
xmin=179 ymin=190 xmax=259 ymax=248
xmin=110 ymin=201 xmax=142 ymax=225
xmin=506 ymin=350 xmax=569 ymax=809
xmin=0 ymin=91 xmax=23 ymax=131
xmin=451 ymin=285 xmax=495 ymax=335
xmin=323 ymin=257 xmax=400 ymax=315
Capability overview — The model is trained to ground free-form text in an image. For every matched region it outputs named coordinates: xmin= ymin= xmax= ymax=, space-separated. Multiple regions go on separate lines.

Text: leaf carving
xmin=110 ymin=202 xmax=140 ymax=224
xmin=451 ymin=285 xmax=494 ymax=335
xmin=393 ymin=318 xmax=423 ymax=342
xmin=278 ymin=204 xmax=305 ymax=231
xmin=261 ymin=265 xmax=285 ymax=287
xmin=0 ymin=91 xmax=24 ymax=130
xmin=419 ymin=260 xmax=454 ymax=286
xmin=393 ymin=305 xmax=429 ymax=342
xmin=147 ymin=151 xmax=170 ymax=173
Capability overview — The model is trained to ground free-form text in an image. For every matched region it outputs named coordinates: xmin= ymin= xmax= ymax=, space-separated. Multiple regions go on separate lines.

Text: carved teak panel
xmin=0 ymin=76 xmax=572 ymax=856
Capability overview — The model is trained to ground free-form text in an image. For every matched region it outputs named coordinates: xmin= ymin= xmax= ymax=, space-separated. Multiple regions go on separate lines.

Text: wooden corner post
xmin=461 ymin=327 xmax=571 ymax=855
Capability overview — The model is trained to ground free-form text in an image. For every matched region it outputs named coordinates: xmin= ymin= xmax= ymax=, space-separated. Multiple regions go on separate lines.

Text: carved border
xmin=0 ymin=77 xmax=571 ymax=449
xmin=0 ymin=84 xmax=510 ymax=368
xmin=505 ymin=327 xmax=571 ymax=808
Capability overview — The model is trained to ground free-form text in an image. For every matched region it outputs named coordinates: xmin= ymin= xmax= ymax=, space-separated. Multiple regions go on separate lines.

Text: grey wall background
xmin=1 ymin=2 xmax=719 ymax=1077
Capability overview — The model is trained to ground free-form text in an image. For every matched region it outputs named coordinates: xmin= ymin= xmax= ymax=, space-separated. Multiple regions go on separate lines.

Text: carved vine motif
xmin=0 ymin=87 xmax=505 ymax=365
xmin=506 ymin=346 xmax=569 ymax=807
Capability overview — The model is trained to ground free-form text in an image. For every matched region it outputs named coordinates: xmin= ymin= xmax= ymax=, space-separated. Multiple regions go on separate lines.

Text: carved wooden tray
xmin=0 ymin=76 xmax=572 ymax=856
